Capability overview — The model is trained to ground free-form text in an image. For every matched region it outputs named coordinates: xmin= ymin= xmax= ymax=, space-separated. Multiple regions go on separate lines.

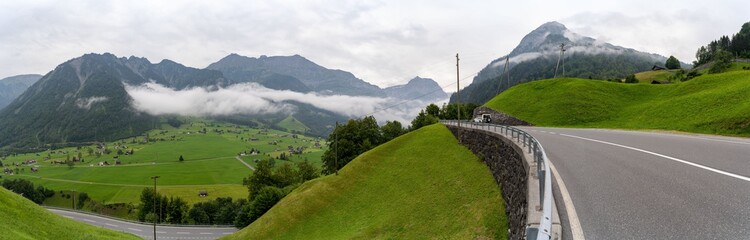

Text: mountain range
xmin=0 ymin=53 xmax=447 ymax=150
xmin=450 ymin=21 xmax=690 ymax=104
xmin=0 ymin=74 xmax=41 ymax=110
xmin=384 ymin=76 xmax=448 ymax=102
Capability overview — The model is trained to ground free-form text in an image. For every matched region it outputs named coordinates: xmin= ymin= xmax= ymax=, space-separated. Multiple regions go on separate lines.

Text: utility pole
xmin=498 ymin=55 xmax=511 ymax=95
xmin=456 ymin=53 xmax=461 ymax=142
xmin=151 ymin=175 xmax=160 ymax=240
xmin=554 ymin=43 xmax=566 ymax=78
xmin=334 ymin=122 xmax=339 ymax=176
xmin=505 ymin=56 xmax=510 ymax=88
xmin=562 ymin=44 xmax=566 ymax=77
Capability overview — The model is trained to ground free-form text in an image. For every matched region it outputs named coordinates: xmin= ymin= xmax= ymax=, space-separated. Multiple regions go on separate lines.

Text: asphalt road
xmin=49 ymin=208 xmax=237 ymax=240
xmin=517 ymin=127 xmax=750 ymax=239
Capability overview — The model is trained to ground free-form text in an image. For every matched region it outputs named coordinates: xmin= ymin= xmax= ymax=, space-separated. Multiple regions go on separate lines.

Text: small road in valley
xmin=49 ymin=208 xmax=237 ymax=240
xmin=234 ymin=156 xmax=256 ymax=171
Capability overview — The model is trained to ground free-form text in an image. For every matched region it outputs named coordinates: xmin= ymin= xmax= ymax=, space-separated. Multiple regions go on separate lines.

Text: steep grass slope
xmin=0 ymin=187 xmax=139 ymax=240
xmin=485 ymin=70 xmax=750 ymax=136
xmin=224 ymin=124 xmax=507 ymax=240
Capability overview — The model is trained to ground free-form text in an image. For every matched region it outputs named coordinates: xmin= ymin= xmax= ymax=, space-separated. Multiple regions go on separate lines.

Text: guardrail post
xmin=539 ymin=168 xmax=545 ymax=208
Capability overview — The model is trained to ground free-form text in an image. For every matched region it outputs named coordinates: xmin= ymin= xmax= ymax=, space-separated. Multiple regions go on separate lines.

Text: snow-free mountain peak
xmin=384 ymin=76 xmax=447 ymax=102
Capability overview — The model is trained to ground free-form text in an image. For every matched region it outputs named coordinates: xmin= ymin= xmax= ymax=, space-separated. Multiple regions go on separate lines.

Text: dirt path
xmin=234 ymin=156 xmax=256 ymax=171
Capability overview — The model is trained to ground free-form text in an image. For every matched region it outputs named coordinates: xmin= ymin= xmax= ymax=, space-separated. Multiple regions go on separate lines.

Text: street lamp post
xmin=151 ymin=175 xmax=160 ymax=240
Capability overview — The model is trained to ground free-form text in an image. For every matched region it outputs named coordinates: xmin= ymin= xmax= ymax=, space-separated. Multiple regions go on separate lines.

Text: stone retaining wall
xmin=446 ymin=126 xmax=528 ymax=240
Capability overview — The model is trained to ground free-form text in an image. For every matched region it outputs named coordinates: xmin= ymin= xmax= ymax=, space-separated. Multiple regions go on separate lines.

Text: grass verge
xmin=224 ymin=124 xmax=507 ymax=240
xmin=0 ymin=187 xmax=139 ymax=240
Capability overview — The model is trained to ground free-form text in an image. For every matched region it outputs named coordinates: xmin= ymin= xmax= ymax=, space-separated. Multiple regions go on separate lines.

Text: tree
xmin=1 ymin=179 xmax=53 ymax=204
xmin=410 ymin=110 xmax=438 ymax=131
xmin=709 ymin=50 xmax=733 ymax=73
xmin=138 ymin=188 xmax=156 ymax=221
xmin=296 ymin=160 xmax=320 ymax=182
xmin=179 ymin=155 xmax=184 ymax=162
xmin=66 ymin=160 xmax=75 ymax=169
xmin=624 ymin=74 xmax=638 ymax=83
xmin=188 ymin=204 xmax=212 ymax=224
xmin=166 ymin=196 xmax=189 ymax=224
xmin=381 ymin=120 xmax=406 ymax=141
xmin=213 ymin=197 xmax=243 ymax=225
xmin=665 ymin=56 xmax=680 ymax=69
xmin=243 ymin=159 xmax=276 ymax=200
xmin=321 ymin=116 xmax=383 ymax=174
xmin=77 ymin=192 xmax=89 ymax=209
xmin=425 ymin=103 xmax=440 ymax=117
xmin=272 ymin=163 xmax=298 ymax=187
xmin=438 ymin=103 xmax=479 ymax=120
xmin=246 ymin=186 xmax=285 ymax=223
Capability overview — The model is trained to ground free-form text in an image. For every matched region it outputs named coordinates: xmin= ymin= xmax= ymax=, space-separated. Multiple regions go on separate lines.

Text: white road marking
xmin=127 ymin=227 xmax=142 ymax=232
xmin=177 ymin=232 xmax=191 ymax=234
xmin=200 ymin=232 xmax=213 ymax=235
xmin=156 ymin=231 xmax=167 ymax=234
xmin=105 ymin=223 xmax=118 ymax=227
xmin=560 ymin=133 xmax=750 ymax=182
xmin=548 ymin=159 xmax=586 ymax=240
xmin=549 ymin=131 xmax=556 ymax=135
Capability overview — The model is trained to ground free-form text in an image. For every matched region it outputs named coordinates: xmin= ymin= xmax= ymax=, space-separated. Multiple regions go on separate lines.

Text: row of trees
xmin=138 ymin=159 xmax=320 ymax=227
xmin=321 ymin=116 xmax=413 ymax=174
xmin=322 ymin=116 xmax=399 ymax=174
xmin=322 ymin=103 xmax=477 ymax=174
xmin=2 ymin=179 xmax=55 ymax=204
xmin=694 ymin=22 xmax=750 ymax=67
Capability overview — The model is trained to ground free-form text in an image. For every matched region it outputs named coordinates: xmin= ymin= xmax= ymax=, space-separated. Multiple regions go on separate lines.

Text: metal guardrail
xmin=441 ymin=120 xmax=553 ymax=240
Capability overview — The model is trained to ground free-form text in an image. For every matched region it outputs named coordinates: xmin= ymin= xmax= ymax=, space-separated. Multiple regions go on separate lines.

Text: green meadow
xmin=485 ymin=66 xmax=750 ymax=136
xmin=1 ymin=120 xmax=328 ymax=210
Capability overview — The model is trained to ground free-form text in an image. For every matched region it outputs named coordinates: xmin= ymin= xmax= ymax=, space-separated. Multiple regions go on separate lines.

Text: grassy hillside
xmin=0 ymin=187 xmax=138 ymax=240
xmin=485 ymin=70 xmax=750 ymax=136
xmin=224 ymin=124 xmax=507 ymax=240
xmin=634 ymin=69 xmax=680 ymax=83
xmin=276 ymin=115 xmax=310 ymax=132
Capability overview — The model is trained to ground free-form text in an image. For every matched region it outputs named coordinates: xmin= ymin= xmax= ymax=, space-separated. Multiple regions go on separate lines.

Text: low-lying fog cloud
xmin=125 ymin=82 xmax=443 ymax=124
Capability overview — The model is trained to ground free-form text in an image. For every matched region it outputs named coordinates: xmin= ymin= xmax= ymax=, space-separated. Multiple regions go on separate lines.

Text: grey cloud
xmin=125 ymin=82 xmax=441 ymax=125
xmin=1 ymin=0 xmax=748 ymax=92
xmin=75 ymin=96 xmax=108 ymax=110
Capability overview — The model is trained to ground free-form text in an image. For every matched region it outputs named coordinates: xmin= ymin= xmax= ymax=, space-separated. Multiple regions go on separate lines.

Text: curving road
xmin=49 ymin=208 xmax=237 ymax=240
xmin=519 ymin=127 xmax=750 ymax=239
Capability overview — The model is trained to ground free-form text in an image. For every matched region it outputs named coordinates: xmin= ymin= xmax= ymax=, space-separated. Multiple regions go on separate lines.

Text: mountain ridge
xmin=0 ymin=52 xmax=230 ymax=150
xmin=451 ymin=21 xmax=689 ymax=105
xmin=207 ymin=53 xmax=386 ymax=97
xmin=0 ymin=74 xmax=42 ymax=110
xmin=384 ymin=76 xmax=448 ymax=102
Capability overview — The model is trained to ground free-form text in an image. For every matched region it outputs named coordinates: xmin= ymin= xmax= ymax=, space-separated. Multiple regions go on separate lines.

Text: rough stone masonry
xmin=446 ymin=126 xmax=527 ymax=240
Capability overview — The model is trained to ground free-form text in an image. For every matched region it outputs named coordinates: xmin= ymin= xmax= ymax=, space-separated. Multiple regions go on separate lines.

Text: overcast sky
xmin=1 ymin=0 xmax=747 ymax=90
